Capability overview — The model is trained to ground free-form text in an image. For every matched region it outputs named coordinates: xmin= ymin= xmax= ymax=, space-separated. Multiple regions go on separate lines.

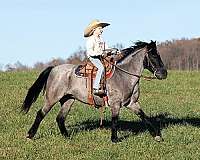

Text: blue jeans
xmin=89 ymin=57 xmax=104 ymax=89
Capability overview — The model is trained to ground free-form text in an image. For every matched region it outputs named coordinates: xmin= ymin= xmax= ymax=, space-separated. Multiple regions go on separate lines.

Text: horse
xmin=22 ymin=40 xmax=167 ymax=143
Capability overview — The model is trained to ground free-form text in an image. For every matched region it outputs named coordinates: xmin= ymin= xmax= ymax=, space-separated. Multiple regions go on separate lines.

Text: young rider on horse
xmin=84 ymin=19 xmax=110 ymax=96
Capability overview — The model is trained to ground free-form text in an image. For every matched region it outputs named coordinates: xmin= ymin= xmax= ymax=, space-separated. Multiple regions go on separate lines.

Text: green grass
xmin=1 ymin=70 xmax=200 ymax=159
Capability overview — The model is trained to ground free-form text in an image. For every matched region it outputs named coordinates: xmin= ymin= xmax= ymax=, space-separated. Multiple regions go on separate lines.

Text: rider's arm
xmin=104 ymin=42 xmax=109 ymax=50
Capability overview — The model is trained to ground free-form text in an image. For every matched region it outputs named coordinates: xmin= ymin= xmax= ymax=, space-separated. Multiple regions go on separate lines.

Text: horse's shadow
xmin=68 ymin=112 xmax=200 ymax=140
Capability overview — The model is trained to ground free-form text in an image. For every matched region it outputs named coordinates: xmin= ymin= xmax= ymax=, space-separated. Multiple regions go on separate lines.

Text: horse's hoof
xmin=62 ymin=133 xmax=70 ymax=138
xmin=26 ymin=134 xmax=34 ymax=139
xmin=154 ymin=136 xmax=163 ymax=142
xmin=99 ymin=124 xmax=104 ymax=129
xmin=111 ymin=138 xmax=122 ymax=143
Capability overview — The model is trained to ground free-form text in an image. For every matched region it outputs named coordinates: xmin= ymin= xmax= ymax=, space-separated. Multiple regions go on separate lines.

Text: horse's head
xmin=143 ymin=41 xmax=167 ymax=80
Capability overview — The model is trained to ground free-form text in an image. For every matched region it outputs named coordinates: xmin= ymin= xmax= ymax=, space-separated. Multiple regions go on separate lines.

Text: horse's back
xmin=45 ymin=64 xmax=77 ymax=96
xmin=52 ymin=64 xmax=76 ymax=74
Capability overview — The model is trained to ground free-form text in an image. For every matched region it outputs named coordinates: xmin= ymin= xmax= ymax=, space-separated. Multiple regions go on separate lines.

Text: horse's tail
xmin=22 ymin=66 xmax=54 ymax=113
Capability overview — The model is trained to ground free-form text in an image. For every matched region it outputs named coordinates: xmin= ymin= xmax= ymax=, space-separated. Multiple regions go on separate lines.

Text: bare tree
xmin=158 ymin=38 xmax=200 ymax=70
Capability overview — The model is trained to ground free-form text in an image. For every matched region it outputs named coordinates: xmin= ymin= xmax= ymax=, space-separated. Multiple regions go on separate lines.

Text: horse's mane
xmin=117 ymin=41 xmax=148 ymax=63
xmin=133 ymin=41 xmax=148 ymax=50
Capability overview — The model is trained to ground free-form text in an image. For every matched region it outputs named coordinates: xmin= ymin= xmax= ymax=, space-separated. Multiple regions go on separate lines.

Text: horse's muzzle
xmin=154 ymin=68 xmax=167 ymax=80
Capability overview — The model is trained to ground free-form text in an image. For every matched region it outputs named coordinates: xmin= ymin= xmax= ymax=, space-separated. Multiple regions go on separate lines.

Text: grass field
xmin=1 ymin=70 xmax=200 ymax=160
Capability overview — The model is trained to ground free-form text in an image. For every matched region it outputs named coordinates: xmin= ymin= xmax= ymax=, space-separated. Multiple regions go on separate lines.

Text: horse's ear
xmin=150 ymin=40 xmax=156 ymax=44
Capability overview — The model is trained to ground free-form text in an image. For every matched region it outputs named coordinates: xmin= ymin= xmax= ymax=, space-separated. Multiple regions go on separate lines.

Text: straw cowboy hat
xmin=84 ymin=19 xmax=110 ymax=37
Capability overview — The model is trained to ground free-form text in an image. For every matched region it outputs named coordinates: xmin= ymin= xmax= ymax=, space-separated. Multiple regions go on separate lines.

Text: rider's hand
xmin=102 ymin=48 xmax=119 ymax=57
xmin=111 ymin=48 xmax=119 ymax=55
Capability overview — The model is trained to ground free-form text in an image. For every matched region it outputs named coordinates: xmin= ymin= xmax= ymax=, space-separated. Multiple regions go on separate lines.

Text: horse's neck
xmin=118 ymin=48 xmax=146 ymax=76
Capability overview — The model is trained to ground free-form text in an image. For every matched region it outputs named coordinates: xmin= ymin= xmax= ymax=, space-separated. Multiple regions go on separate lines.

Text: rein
xmin=113 ymin=63 xmax=156 ymax=80
xmin=111 ymin=62 xmax=141 ymax=78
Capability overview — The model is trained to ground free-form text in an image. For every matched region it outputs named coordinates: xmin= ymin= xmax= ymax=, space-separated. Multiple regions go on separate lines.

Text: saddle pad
xmin=75 ymin=63 xmax=115 ymax=79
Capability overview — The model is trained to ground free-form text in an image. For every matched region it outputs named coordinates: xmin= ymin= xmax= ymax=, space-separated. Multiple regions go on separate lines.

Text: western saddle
xmin=75 ymin=49 xmax=122 ymax=106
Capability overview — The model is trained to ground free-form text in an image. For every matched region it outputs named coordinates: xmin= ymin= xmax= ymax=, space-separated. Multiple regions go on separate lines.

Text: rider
xmin=84 ymin=19 xmax=110 ymax=95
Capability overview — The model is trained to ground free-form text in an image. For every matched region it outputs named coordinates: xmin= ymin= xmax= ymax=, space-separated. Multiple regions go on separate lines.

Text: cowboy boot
xmin=93 ymin=88 xmax=105 ymax=96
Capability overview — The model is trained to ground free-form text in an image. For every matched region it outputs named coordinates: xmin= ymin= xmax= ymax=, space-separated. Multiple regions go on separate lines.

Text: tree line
xmin=158 ymin=38 xmax=200 ymax=70
xmin=2 ymin=38 xmax=200 ymax=71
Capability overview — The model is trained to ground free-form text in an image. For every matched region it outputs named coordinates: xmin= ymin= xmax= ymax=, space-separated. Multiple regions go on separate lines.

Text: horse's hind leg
xmin=26 ymin=102 xmax=54 ymax=139
xmin=127 ymin=102 xmax=163 ymax=142
xmin=56 ymin=96 xmax=75 ymax=137
xmin=110 ymin=102 xmax=121 ymax=143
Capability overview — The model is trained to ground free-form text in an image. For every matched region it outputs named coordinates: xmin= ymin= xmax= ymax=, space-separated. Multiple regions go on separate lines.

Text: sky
xmin=0 ymin=0 xmax=200 ymax=68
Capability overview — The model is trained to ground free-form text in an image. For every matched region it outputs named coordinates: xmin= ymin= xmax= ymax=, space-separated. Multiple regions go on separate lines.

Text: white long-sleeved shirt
xmin=86 ymin=35 xmax=108 ymax=57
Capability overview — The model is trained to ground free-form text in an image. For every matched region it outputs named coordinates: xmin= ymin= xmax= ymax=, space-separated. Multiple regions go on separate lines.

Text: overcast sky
xmin=0 ymin=0 xmax=199 ymax=67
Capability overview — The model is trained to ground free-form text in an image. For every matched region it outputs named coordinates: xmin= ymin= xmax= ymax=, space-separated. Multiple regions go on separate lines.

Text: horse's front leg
xmin=111 ymin=103 xmax=121 ymax=143
xmin=127 ymin=102 xmax=163 ymax=142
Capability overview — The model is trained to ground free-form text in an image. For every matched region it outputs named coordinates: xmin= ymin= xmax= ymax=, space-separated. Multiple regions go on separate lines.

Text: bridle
xmin=144 ymin=48 xmax=159 ymax=78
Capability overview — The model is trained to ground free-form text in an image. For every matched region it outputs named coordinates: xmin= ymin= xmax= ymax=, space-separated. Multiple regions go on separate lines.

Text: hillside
xmin=1 ymin=70 xmax=200 ymax=159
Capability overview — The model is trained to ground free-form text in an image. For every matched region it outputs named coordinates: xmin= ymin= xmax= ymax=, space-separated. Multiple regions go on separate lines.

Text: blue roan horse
xmin=22 ymin=41 xmax=167 ymax=142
